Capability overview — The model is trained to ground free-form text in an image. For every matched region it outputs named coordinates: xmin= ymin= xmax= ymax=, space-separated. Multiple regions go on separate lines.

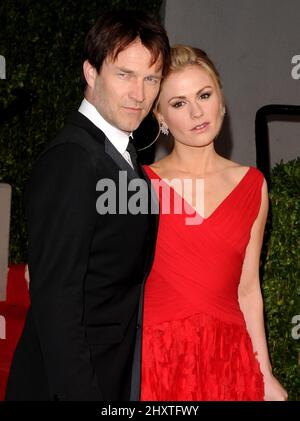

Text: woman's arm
xmin=238 ymin=178 xmax=288 ymax=401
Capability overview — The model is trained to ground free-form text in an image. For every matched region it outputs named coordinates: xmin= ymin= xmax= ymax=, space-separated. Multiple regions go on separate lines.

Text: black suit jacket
xmin=5 ymin=111 xmax=158 ymax=401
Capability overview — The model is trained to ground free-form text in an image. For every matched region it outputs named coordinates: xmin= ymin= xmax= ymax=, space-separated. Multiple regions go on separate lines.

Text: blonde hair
xmin=155 ymin=44 xmax=224 ymax=110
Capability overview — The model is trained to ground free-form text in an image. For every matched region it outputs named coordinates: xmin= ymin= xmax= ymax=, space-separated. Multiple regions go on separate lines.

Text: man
xmin=5 ymin=10 xmax=170 ymax=401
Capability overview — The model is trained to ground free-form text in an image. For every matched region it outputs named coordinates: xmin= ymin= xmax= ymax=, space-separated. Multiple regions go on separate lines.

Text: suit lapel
xmin=67 ymin=111 xmax=142 ymax=182
xmin=104 ymin=137 xmax=139 ymax=182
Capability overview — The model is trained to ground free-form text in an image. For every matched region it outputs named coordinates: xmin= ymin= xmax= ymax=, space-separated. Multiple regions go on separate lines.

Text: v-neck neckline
xmin=145 ymin=165 xmax=252 ymax=222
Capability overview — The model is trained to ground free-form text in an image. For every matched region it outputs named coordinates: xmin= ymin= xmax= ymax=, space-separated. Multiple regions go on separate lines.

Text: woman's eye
xmin=200 ymin=92 xmax=211 ymax=99
xmin=172 ymin=101 xmax=185 ymax=108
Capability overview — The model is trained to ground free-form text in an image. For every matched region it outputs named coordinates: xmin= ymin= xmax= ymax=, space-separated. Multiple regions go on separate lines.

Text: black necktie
xmin=126 ymin=139 xmax=138 ymax=170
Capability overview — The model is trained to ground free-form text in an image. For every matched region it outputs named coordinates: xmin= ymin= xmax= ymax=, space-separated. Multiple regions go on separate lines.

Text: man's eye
xmin=117 ymin=72 xmax=132 ymax=79
xmin=145 ymin=77 xmax=159 ymax=84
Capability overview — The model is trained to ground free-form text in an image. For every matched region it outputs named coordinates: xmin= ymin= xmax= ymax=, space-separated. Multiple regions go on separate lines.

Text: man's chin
xmin=120 ymin=120 xmax=143 ymax=134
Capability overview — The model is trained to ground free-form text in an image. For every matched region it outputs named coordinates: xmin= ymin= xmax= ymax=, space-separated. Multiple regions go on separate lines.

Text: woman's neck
xmin=166 ymin=142 xmax=222 ymax=176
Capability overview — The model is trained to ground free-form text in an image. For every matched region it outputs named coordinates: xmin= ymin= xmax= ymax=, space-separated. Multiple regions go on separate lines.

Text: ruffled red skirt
xmin=141 ymin=311 xmax=264 ymax=401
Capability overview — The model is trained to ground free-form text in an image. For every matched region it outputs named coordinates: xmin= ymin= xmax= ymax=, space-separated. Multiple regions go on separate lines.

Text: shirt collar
xmin=78 ymin=98 xmax=132 ymax=155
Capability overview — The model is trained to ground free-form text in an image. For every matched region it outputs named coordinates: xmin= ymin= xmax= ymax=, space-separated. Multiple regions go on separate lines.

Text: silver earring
xmin=161 ymin=123 xmax=169 ymax=135
xmin=137 ymin=120 xmax=170 ymax=152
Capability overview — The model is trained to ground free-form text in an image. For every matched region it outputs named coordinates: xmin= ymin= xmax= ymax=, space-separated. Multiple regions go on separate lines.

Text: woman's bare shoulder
xmin=149 ymin=157 xmax=167 ymax=170
xmin=219 ymin=158 xmax=250 ymax=179
xmin=148 ymin=158 xmax=171 ymax=178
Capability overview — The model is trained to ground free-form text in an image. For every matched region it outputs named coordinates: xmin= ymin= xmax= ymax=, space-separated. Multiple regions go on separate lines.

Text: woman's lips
xmin=191 ymin=122 xmax=209 ymax=132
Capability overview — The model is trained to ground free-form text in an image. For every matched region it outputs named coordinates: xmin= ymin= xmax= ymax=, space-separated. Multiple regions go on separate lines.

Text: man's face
xmin=86 ymin=40 xmax=163 ymax=134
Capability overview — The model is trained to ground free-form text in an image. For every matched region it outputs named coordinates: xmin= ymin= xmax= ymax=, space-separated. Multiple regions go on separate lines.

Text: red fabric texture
xmin=0 ymin=264 xmax=29 ymax=400
xmin=141 ymin=165 xmax=265 ymax=401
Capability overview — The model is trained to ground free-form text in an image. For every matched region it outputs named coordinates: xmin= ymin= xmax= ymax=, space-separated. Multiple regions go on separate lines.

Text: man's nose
xmin=129 ymin=80 xmax=145 ymax=103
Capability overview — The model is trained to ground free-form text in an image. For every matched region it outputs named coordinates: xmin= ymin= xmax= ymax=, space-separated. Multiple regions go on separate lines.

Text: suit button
xmin=137 ymin=323 xmax=141 ymax=329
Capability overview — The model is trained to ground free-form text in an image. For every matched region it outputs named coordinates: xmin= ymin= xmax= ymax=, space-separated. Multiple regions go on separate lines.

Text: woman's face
xmin=157 ymin=65 xmax=224 ymax=148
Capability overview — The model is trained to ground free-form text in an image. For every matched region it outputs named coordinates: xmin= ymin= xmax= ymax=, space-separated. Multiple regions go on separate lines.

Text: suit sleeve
xmin=26 ymin=142 xmax=102 ymax=400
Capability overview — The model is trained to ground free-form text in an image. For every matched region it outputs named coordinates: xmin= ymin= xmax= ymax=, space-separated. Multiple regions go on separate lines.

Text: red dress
xmin=141 ymin=165 xmax=265 ymax=401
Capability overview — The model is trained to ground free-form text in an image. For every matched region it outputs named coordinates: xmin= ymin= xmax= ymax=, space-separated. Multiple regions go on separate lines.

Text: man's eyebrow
xmin=116 ymin=67 xmax=162 ymax=79
xmin=146 ymin=74 xmax=162 ymax=79
xmin=116 ymin=67 xmax=134 ymax=74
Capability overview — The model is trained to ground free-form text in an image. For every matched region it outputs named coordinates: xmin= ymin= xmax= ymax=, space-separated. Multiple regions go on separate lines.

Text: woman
xmin=141 ymin=45 xmax=288 ymax=401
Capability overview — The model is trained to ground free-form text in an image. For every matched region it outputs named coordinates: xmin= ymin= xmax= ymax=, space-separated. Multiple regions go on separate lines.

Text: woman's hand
xmin=263 ymin=373 xmax=288 ymax=401
xmin=25 ymin=264 xmax=30 ymax=288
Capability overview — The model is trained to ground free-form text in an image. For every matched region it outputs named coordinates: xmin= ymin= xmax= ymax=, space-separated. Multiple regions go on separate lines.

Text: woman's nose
xmin=190 ymin=102 xmax=204 ymax=118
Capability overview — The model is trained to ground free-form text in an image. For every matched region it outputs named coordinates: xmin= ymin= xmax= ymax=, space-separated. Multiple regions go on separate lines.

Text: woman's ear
xmin=154 ymin=110 xmax=169 ymax=135
xmin=83 ymin=60 xmax=97 ymax=90
xmin=152 ymin=108 xmax=159 ymax=122
xmin=153 ymin=109 xmax=165 ymax=126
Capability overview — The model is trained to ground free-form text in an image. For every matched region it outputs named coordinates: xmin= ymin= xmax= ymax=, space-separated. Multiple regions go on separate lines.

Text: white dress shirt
xmin=78 ymin=98 xmax=134 ymax=168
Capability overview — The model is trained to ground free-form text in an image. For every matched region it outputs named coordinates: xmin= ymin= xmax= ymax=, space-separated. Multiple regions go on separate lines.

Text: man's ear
xmin=83 ymin=60 xmax=97 ymax=89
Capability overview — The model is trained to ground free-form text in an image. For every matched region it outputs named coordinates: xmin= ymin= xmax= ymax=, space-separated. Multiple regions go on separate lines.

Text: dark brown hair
xmin=83 ymin=10 xmax=170 ymax=80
